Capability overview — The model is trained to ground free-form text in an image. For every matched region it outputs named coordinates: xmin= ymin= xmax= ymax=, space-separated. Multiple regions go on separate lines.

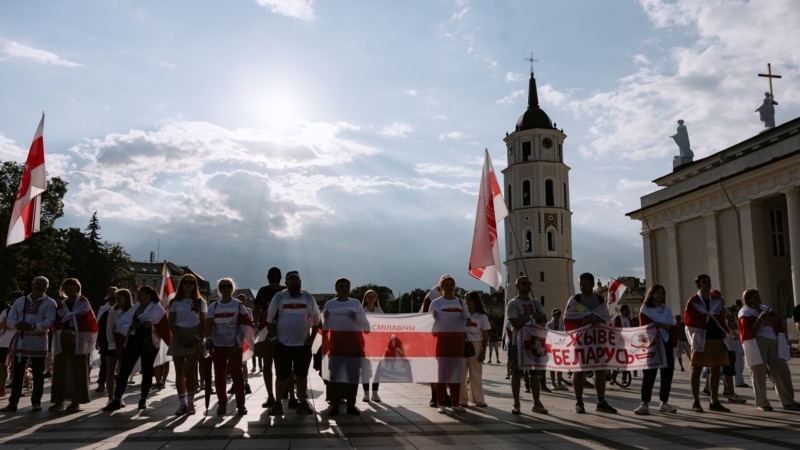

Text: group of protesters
xmin=0 ymin=269 xmax=797 ymax=419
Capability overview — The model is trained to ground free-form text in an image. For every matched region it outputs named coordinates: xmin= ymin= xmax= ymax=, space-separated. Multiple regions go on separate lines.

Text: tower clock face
xmin=542 ymin=137 xmax=553 ymax=149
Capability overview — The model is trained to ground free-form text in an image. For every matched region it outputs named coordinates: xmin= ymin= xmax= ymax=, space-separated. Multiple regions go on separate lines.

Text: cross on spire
xmin=758 ymin=63 xmax=782 ymax=97
xmin=525 ymin=52 xmax=537 ymax=74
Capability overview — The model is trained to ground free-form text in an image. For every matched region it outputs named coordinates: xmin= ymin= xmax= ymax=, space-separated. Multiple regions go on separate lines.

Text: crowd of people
xmin=0 ymin=269 xmax=798 ymax=419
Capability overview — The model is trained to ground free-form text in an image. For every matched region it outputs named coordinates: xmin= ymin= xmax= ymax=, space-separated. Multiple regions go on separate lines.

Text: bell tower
xmin=502 ymin=68 xmax=574 ymax=306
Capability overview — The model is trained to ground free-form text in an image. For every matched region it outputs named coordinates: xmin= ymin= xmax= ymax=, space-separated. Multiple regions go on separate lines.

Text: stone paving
xmin=0 ymin=357 xmax=799 ymax=449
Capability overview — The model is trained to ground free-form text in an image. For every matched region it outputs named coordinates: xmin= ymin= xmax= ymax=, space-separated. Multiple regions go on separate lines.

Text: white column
xmin=785 ymin=188 xmax=800 ymax=306
xmin=704 ymin=212 xmax=721 ymax=285
xmin=666 ymin=225 xmax=681 ymax=313
xmin=641 ymin=230 xmax=654 ymax=287
xmin=738 ymin=201 xmax=768 ymax=290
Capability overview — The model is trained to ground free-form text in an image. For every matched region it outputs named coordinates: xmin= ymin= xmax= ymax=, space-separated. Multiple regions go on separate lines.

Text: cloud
xmin=404 ymin=89 xmax=418 ymax=96
xmin=0 ymin=134 xmax=22 ymax=162
xmin=438 ymin=131 xmax=465 ymax=141
xmin=0 ymin=40 xmax=80 ymax=67
xmin=378 ymin=122 xmax=413 ymax=137
xmin=617 ymin=178 xmax=656 ymax=192
xmin=254 ymin=0 xmax=315 ymax=21
xmin=496 ymin=89 xmax=525 ymax=105
xmin=505 ymin=72 xmax=523 ymax=82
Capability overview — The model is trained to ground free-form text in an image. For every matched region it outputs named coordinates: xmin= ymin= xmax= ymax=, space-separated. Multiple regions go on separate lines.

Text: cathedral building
xmin=627 ymin=116 xmax=800 ymax=317
xmin=503 ymin=71 xmax=575 ymax=307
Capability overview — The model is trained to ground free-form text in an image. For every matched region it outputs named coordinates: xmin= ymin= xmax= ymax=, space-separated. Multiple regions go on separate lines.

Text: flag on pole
xmin=469 ymin=149 xmax=509 ymax=290
xmin=159 ymin=264 xmax=176 ymax=308
xmin=606 ymin=278 xmax=627 ymax=317
xmin=6 ymin=113 xmax=46 ymax=247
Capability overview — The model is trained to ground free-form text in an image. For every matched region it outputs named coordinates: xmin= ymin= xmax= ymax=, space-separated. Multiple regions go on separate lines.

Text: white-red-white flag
xmin=159 ymin=264 xmax=176 ymax=308
xmin=606 ymin=278 xmax=627 ymax=318
xmin=6 ymin=113 xmax=46 ymax=247
xmin=469 ymin=149 xmax=509 ymax=290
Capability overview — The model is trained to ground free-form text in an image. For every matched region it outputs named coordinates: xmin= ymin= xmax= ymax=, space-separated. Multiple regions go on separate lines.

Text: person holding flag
xmin=563 ymin=272 xmax=617 ymax=414
xmin=468 ymin=149 xmax=508 ymax=290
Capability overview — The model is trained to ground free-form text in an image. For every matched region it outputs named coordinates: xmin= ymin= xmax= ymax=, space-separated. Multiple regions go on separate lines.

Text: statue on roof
xmin=671 ymin=119 xmax=693 ymax=169
xmin=755 ymin=92 xmax=778 ymax=129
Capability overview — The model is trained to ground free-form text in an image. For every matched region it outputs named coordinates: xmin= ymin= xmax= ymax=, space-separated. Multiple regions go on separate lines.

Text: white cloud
xmin=0 ymin=40 xmax=80 ymax=67
xmin=254 ymin=0 xmax=315 ymax=21
xmin=617 ymin=178 xmax=657 ymax=192
xmin=378 ymin=122 xmax=413 ymax=137
xmin=505 ymin=71 xmax=523 ymax=82
xmin=414 ymin=162 xmax=475 ymax=179
xmin=438 ymin=131 xmax=464 ymax=141
xmin=404 ymin=89 xmax=418 ymax=96
xmin=496 ymin=89 xmax=525 ymax=106
xmin=0 ymin=134 xmax=22 ymax=162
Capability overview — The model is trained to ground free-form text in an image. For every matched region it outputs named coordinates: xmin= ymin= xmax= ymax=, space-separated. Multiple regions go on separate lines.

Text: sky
xmin=1 ymin=0 xmax=799 ymax=297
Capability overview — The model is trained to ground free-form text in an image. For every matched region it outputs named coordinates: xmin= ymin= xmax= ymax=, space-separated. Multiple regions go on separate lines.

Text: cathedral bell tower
xmin=503 ymin=70 xmax=574 ymax=306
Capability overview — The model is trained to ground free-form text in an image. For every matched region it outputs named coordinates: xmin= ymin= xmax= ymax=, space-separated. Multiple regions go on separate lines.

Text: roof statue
xmin=756 ymin=92 xmax=778 ymax=129
xmin=756 ymin=63 xmax=781 ymax=129
xmin=671 ymin=119 xmax=693 ymax=169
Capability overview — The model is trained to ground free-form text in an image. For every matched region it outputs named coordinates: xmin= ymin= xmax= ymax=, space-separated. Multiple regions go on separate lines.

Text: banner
xmin=518 ymin=323 xmax=666 ymax=372
xmin=320 ymin=312 xmax=465 ymax=384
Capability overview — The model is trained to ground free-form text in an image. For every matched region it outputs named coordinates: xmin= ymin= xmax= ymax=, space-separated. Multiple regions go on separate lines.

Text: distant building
xmin=628 ymin=117 xmax=800 ymax=317
xmin=595 ymin=277 xmax=647 ymax=315
xmin=127 ymin=261 xmax=211 ymax=298
xmin=503 ymin=69 xmax=575 ymax=306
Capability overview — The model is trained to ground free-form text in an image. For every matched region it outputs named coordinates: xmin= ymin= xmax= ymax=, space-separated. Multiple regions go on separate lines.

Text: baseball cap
xmin=285 ymin=271 xmax=300 ymax=281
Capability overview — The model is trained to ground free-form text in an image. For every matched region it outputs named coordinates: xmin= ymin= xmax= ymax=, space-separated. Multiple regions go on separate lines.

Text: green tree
xmin=350 ymin=284 xmax=394 ymax=310
xmin=0 ymin=161 xmax=69 ymax=304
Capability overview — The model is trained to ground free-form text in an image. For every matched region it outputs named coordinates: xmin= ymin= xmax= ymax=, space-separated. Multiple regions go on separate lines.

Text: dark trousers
xmin=113 ymin=340 xmax=156 ymax=400
xmin=10 ymin=356 xmax=45 ymax=405
xmin=641 ymin=337 xmax=675 ymax=403
xmin=96 ymin=352 xmax=107 ymax=386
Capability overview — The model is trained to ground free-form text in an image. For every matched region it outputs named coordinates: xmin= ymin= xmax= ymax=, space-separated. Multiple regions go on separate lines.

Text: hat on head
xmin=285 ymin=270 xmax=300 ymax=281
xmin=552 ymin=308 xmax=562 ymax=315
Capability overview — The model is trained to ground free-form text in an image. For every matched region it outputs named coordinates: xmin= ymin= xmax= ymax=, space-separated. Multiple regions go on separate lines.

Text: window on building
xmin=525 ymin=230 xmax=532 ymax=252
xmin=547 ymin=229 xmax=556 ymax=251
xmin=522 ymin=141 xmax=532 ymax=161
xmin=545 ymin=179 xmax=555 ymax=206
xmin=507 ymin=184 xmax=512 ymax=208
xmin=771 ymin=209 xmax=786 ymax=257
xmin=540 ymin=271 xmax=545 ymax=282
xmin=522 ymin=180 xmax=531 ymax=206
xmin=563 ymin=182 xmax=568 ymax=209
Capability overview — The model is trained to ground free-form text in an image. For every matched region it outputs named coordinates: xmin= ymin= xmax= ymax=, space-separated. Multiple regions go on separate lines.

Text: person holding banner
xmin=634 ymin=285 xmax=678 ymax=415
xmin=563 ymin=272 xmax=617 ymax=414
xmin=546 ymin=309 xmax=567 ymax=391
xmin=361 ymin=290 xmax=383 ymax=403
xmin=429 ymin=275 xmax=470 ymax=414
xmin=460 ymin=291 xmax=490 ymax=408
xmin=507 ymin=276 xmax=548 ymax=415
xmin=322 ymin=277 xmax=370 ymax=416
xmin=684 ymin=274 xmax=731 ymax=413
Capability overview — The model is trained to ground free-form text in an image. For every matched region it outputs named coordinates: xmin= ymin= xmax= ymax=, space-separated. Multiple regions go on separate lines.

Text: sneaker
xmin=758 ymin=405 xmax=773 ymax=412
xmin=138 ymin=398 xmax=147 ymax=410
xmin=735 ymin=383 xmax=750 ymax=388
xmin=532 ymin=402 xmax=548 ymax=414
xmin=429 ymin=398 xmax=438 ymax=408
xmin=634 ymin=403 xmax=649 ymax=415
xmin=782 ymin=403 xmax=800 ymax=411
xmin=475 ymin=402 xmax=487 ymax=407
xmin=452 ymin=405 xmax=465 ymax=413
xmin=48 ymin=403 xmax=64 ymax=412
xmin=659 ymin=402 xmax=677 ymax=413
xmin=175 ymin=405 xmax=188 ymax=416
xmin=438 ymin=406 xmax=447 ymax=414
xmin=555 ymin=385 xmax=567 ymax=391
xmin=186 ymin=404 xmax=196 ymax=415
xmin=66 ymin=402 xmax=80 ymax=412
xmin=31 ymin=403 xmax=41 ymax=412
xmin=287 ymin=397 xmax=298 ymax=409
xmin=541 ymin=385 xmax=552 ymax=393
xmin=244 ymin=384 xmax=252 ymax=394
xmin=217 ymin=405 xmax=227 ymax=415
xmin=262 ymin=397 xmax=275 ymax=408
xmin=346 ymin=405 xmax=360 ymax=415
xmin=708 ymin=401 xmax=730 ymax=412
xmin=362 ymin=394 xmax=370 ymax=402
xmin=1 ymin=403 xmax=16 ymax=412
xmin=268 ymin=403 xmax=283 ymax=416
xmin=511 ymin=404 xmax=521 ymax=414
xmin=237 ymin=406 xmax=247 ymax=415
xmin=692 ymin=400 xmax=703 ymax=412
xmin=596 ymin=401 xmax=617 ymax=414
xmin=727 ymin=395 xmax=746 ymax=404
xmin=228 ymin=386 xmax=235 ymax=394
xmin=575 ymin=401 xmax=586 ymax=414
xmin=296 ymin=400 xmax=313 ymax=415
xmin=524 ymin=387 xmax=531 ymax=393
xmin=702 ymin=387 xmax=710 ymax=396
xmin=371 ymin=392 xmax=381 ymax=403
xmin=94 ymin=385 xmax=105 ymax=393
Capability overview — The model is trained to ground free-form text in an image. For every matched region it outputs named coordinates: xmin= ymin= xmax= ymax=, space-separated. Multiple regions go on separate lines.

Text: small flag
xmin=469 ymin=149 xmax=508 ymax=290
xmin=160 ymin=264 xmax=176 ymax=307
xmin=607 ymin=278 xmax=627 ymax=317
xmin=6 ymin=113 xmax=46 ymax=247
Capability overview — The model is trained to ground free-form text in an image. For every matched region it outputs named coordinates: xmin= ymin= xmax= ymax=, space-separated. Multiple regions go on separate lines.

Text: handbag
xmin=465 ymin=341 xmax=476 ymax=358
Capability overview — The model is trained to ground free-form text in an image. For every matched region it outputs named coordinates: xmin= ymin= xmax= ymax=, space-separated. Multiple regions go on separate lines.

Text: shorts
xmin=0 ymin=347 xmax=7 ymax=364
xmin=274 ymin=343 xmax=312 ymax=379
xmin=508 ymin=344 xmax=543 ymax=377
xmin=690 ymin=338 xmax=729 ymax=368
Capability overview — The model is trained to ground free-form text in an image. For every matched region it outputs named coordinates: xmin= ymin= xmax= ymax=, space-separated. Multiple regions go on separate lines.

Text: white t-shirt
xmin=429 ymin=297 xmax=470 ymax=333
xmin=208 ymin=300 xmax=243 ymax=347
xmin=169 ymin=297 xmax=208 ymax=328
xmin=466 ymin=311 xmax=491 ymax=342
xmin=266 ymin=291 xmax=321 ymax=347
xmin=506 ymin=296 xmax=545 ymax=343
xmin=362 ymin=305 xmax=384 ymax=314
